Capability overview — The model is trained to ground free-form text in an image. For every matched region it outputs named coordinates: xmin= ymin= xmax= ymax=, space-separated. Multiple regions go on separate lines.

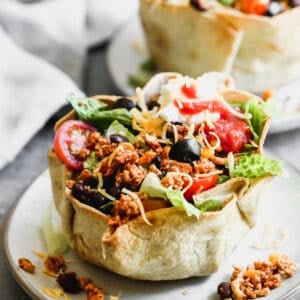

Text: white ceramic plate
xmin=107 ymin=18 xmax=300 ymax=135
xmin=3 ymin=167 xmax=300 ymax=300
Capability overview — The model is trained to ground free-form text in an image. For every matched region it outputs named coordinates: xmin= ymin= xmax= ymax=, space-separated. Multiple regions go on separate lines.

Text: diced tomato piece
xmin=54 ymin=120 xmax=97 ymax=170
xmin=184 ymin=174 xmax=219 ymax=201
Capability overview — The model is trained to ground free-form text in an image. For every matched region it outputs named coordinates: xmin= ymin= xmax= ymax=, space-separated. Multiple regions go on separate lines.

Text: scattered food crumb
xmin=217 ymin=253 xmax=297 ymax=300
xmin=18 ymin=257 xmax=35 ymax=274
xmin=182 ymin=290 xmax=189 ymax=295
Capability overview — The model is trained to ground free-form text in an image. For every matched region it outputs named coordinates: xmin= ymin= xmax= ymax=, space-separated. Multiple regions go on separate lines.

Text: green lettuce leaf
xmin=105 ymin=120 xmax=136 ymax=144
xmin=67 ymin=94 xmax=132 ymax=131
xmin=197 ymin=200 xmax=223 ymax=212
xmin=83 ymin=152 xmax=99 ymax=171
xmin=41 ymin=204 xmax=69 ymax=256
xmin=244 ymin=98 xmax=269 ymax=144
xmin=232 ymin=153 xmax=283 ymax=178
xmin=139 ymin=173 xmax=200 ymax=218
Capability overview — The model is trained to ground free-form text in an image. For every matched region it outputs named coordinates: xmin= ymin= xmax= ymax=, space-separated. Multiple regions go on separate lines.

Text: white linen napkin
xmin=0 ymin=0 xmax=138 ymax=169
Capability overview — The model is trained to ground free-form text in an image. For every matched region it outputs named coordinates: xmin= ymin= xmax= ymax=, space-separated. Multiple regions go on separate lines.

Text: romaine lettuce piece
xmin=67 ymin=94 xmax=132 ymax=131
xmin=140 ymin=173 xmax=200 ymax=218
xmin=232 ymin=153 xmax=283 ymax=178
xmin=105 ymin=120 xmax=136 ymax=144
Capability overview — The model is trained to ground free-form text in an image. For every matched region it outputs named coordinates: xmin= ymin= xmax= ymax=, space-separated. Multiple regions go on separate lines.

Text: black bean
xmin=109 ymin=185 xmax=121 ymax=198
xmin=217 ymin=282 xmax=232 ymax=299
xmin=112 ymin=97 xmax=137 ymax=110
xmin=83 ymin=176 xmax=98 ymax=188
xmin=110 ymin=134 xmax=129 ymax=144
xmin=100 ymin=202 xmax=114 ymax=215
xmin=57 ymin=271 xmax=81 ymax=294
xmin=71 ymin=183 xmax=90 ymax=203
xmin=89 ymin=192 xmax=111 ymax=210
xmin=102 ymin=175 xmax=115 ymax=189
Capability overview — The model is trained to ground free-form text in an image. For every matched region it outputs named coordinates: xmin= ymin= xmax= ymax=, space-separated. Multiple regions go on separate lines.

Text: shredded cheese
xmin=132 ymin=109 xmax=165 ymax=137
xmin=97 ymin=188 xmax=116 ymax=201
xmin=135 ymin=88 xmax=147 ymax=112
xmin=42 ymin=269 xmax=58 ymax=278
xmin=33 ymin=250 xmax=48 ymax=259
xmin=121 ymin=188 xmax=152 ymax=226
xmin=164 ymin=172 xmax=193 ymax=193
xmin=41 ymin=287 xmax=70 ymax=300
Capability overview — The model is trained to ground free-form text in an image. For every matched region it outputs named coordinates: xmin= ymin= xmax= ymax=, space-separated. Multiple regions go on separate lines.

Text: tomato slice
xmin=241 ymin=0 xmax=270 ymax=15
xmin=54 ymin=120 xmax=97 ymax=170
xmin=184 ymin=174 xmax=219 ymax=201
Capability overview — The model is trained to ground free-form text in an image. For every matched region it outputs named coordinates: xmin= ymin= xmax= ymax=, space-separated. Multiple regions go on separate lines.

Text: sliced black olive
xmin=265 ymin=1 xmax=282 ymax=16
xmin=288 ymin=0 xmax=300 ymax=7
xmin=112 ymin=97 xmax=136 ymax=110
xmin=110 ymin=134 xmax=129 ymax=143
xmin=217 ymin=282 xmax=232 ymax=299
xmin=169 ymin=139 xmax=201 ymax=164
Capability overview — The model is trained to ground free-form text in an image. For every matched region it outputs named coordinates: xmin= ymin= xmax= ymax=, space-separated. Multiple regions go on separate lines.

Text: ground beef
xmin=44 ymin=255 xmax=66 ymax=274
xmin=108 ymin=194 xmax=141 ymax=229
xmin=161 ymin=174 xmax=190 ymax=190
xmin=18 ymin=258 xmax=35 ymax=273
xmin=161 ymin=159 xmax=193 ymax=174
xmin=193 ymin=158 xmax=216 ymax=174
xmin=115 ymin=163 xmax=147 ymax=191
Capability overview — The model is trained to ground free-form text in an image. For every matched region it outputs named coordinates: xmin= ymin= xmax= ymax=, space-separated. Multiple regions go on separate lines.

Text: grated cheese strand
xmin=193 ymin=170 xmax=223 ymax=178
xmin=97 ymin=188 xmax=116 ymax=201
xmin=41 ymin=287 xmax=70 ymax=300
xmin=121 ymin=188 xmax=152 ymax=226
xmin=164 ymin=172 xmax=193 ymax=194
xmin=203 ymin=131 xmax=221 ymax=151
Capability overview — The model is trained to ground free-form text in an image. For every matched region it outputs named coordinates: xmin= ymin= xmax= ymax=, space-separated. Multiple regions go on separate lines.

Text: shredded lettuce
xmin=105 ymin=120 xmax=136 ymax=144
xmin=41 ymin=204 xmax=68 ymax=256
xmin=217 ymin=175 xmax=230 ymax=185
xmin=83 ymin=152 xmax=99 ymax=171
xmin=197 ymin=200 xmax=223 ymax=212
xmin=244 ymin=98 xmax=269 ymax=143
xmin=67 ymin=94 xmax=132 ymax=131
xmin=139 ymin=173 xmax=200 ymax=218
xmin=232 ymin=153 xmax=283 ymax=178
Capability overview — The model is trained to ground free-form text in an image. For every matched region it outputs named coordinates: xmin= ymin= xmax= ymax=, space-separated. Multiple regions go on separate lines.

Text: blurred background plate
xmin=106 ymin=17 xmax=300 ymax=135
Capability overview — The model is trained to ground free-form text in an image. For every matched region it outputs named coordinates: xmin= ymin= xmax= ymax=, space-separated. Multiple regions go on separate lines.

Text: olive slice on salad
xmin=112 ymin=97 xmax=137 ymax=110
xmin=169 ymin=138 xmax=201 ymax=164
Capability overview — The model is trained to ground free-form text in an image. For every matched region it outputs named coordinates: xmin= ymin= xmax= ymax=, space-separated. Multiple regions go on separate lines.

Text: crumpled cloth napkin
xmin=0 ymin=0 xmax=138 ymax=169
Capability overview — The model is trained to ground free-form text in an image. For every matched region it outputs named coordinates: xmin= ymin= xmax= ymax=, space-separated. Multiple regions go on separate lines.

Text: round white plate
xmin=107 ymin=18 xmax=300 ymax=135
xmin=3 ymin=168 xmax=300 ymax=299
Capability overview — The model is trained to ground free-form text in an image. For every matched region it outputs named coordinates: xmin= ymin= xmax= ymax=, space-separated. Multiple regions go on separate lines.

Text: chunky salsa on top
xmin=53 ymin=73 xmax=282 ymax=230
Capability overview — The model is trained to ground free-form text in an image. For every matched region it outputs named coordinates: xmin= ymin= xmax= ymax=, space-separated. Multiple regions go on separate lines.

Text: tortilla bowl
xmin=140 ymin=0 xmax=300 ymax=92
xmin=48 ymin=85 xmax=275 ymax=280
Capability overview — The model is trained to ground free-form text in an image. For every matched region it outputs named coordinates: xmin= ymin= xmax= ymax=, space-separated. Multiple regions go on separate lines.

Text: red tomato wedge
xmin=184 ymin=174 xmax=219 ymax=202
xmin=241 ymin=0 xmax=269 ymax=15
xmin=54 ymin=120 xmax=97 ymax=170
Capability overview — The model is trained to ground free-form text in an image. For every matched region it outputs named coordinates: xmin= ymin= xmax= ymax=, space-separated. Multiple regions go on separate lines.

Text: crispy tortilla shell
xmin=48 ymin=87 xmax=273 ymax=280
xmin=140 ymin=0 xmax=300 ymax=92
